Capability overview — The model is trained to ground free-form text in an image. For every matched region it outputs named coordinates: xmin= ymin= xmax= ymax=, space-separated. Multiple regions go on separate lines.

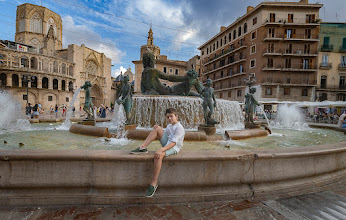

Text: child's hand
xmin=153 ymin=124 xmax=160 ymax=129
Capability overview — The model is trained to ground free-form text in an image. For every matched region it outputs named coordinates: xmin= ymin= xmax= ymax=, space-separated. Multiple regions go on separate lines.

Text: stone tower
xmin=140 ymin=27 xmax=160 ymax=60
xmin=15 ymin=3 xmax=63 ymax=51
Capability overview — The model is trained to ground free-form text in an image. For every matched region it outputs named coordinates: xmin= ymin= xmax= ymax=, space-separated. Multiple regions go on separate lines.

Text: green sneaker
xmin=145 ymin=184 xmax=158 ymax=197
xmin=130 ymin=147 xmax=148 ymax=154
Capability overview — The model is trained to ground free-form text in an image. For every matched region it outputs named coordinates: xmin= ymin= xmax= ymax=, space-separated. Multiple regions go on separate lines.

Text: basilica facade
xmin=0 ymin=3 xmax=112 ymax=110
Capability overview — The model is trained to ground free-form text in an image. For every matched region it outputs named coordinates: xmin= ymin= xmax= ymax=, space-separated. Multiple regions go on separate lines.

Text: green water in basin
xmin=0 ymin=123 xmax=345 ymax=151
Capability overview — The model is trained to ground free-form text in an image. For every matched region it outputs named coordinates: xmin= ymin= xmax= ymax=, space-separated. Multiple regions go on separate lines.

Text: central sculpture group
xmin=82 ymin=52 xmax=259 ymax=130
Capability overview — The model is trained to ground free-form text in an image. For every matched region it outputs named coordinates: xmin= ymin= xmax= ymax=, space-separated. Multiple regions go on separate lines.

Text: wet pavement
xmin=0 ymin=177 xmax=345 ymax=220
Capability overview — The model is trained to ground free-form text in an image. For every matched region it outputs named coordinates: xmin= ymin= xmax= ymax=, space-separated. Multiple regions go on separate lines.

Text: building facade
xmin=317 ymin=23 xmax=346 ymax=101
xmin=0 ymin=3 xmax=112 ymax=110
xmin=132 ymin=28 xmax=188 ymax=94
xmin=198 ymin=0 xmax=322 ymax=105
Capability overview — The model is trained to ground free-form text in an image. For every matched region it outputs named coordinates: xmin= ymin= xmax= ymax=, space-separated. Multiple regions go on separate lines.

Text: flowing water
xmin=270 ymin=104 xmax=309 ymax=130
xmin=0 ymin=91 xmax=31 ymax=133
xmin=57 ymin=87 xmax=81 ymax=130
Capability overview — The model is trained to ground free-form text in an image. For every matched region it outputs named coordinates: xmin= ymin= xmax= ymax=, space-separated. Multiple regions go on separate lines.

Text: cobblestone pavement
xmin=0 ymin=177 xmax=345 ymax=220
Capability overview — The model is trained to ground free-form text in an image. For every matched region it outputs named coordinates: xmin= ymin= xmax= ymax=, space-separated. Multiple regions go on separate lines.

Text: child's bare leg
xmin=150 ymin=152 xmax=165 ymax=186
xmin=140 ymin=126 xmax=164 ymax=149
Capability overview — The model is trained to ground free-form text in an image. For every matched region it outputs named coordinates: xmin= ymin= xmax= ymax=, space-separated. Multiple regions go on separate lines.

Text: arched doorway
xmin=61 ymin=80 xmax=66 ymax=91
xmin=0 ymin=73 xmax=6 ymax=86
xmin=12 ymin=74 xmax=19 ymax=87
xmin=91 ymin=84 xmax=103 ymax=107
xmin=53 ymin=79 xmax=58 ymax=90
xmin=42 ymin=77 xmax=49 ymax=89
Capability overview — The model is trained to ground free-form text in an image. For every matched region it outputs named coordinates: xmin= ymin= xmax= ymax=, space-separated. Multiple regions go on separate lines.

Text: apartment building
xmin=317 ymin=23 xmax=346 ymax=101
xmin=198 ymin=0 xmax=322 ymax=104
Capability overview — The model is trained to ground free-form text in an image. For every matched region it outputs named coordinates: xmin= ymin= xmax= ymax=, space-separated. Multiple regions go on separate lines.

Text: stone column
xmin=6 ymin=73 xmax=12 ymax=87
xmin=48 ymin=77 xmax=53 ymax=90
xmin=58 ymin=78 xmax=62 ymax=91
xmin=18 ymin=75 xmax=22 ymax=88
xmin=37 ymin=76 xmax=42 ymax=89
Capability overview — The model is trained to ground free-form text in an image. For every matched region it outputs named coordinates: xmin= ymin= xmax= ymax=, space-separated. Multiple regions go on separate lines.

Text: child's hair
xmin=166 ymin=108 xmax=178 ymax=116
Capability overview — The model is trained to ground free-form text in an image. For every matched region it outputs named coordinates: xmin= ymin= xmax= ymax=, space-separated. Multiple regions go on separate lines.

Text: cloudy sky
xmin=0 ymin=0 xmax=345 ymax=77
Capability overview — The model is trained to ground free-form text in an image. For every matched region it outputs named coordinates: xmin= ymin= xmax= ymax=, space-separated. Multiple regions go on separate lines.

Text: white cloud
xmin=112 ymin=66 xmax=127 ymax=78
xmin=62 ymin=16 xmax=125 ymax=64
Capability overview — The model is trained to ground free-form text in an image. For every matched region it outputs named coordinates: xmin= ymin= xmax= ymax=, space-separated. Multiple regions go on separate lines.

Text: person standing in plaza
xmin=25 ymin=103 xmax=32 ymax=119
xmin=338 ymin=111 xmax=346 ymax=128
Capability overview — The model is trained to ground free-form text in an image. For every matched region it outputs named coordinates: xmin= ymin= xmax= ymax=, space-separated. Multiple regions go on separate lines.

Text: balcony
xmin=264 ymin=34 xmax=283 ymax=41
xmin=319 ymin=63 xmax=332 ymax=69
xmin=264 ymin=18 xmax=320 ymax=26
xmin=282 ymin=34 xmax=319 ymax=42
xmin=263 ymin=49 xmax=282 ymax=56
xmin=204 ymin=45 xmax=247 ymax=65
xmin=203 ymin=57 xmax=247 ymax=75
xmin=283 ymin=49 xmax=318 ymax=57
xmin=281 ymin=64 xmax=318 ymax=72
xmin=321 ymin=44 xmax=333 ymax=52
xmin=340 ymin=46 xmax=346 ymax=52
xmin=262 ymin=64 xmax=281 ymax=71
xmin=339 ymin=64 xmax=346 ymax=70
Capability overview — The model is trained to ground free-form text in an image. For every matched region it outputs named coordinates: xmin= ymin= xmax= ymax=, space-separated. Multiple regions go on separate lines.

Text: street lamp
xmin=21 ymin=70 xmax=35 ymax=104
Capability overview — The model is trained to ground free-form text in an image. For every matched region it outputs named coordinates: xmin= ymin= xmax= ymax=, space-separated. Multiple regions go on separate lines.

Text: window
xmin=224 ymin=36 xmax=227 ymax=44
xmin=268 ymin=43 xmax=275 ymax=53
xmin=221 ymin=71 xmax=224 ymax=78
xmin=213 ymin=63 xmax=216 ymax=69
xmin=220 ymin=59 xmax=225 ymax=67
xmin=220 ymin=38 xmax=222 ymax=47
xmin=253 ymin=17 xmax=257 ymax=25
xmin=269 ymin=28 xmax=275 ymax=38
xmin=342 ymin=38 xmax=346 ymax=49
xmin=302 ymin=88 xmax=308 ymax=96
xmin=285 ymin=58 xmax=291 ymax=68
xmin=233 ymin=30 xmax=237 ymax=40
xmin=238 ymin=26 xmax=242 ymax=37
xmin=320 ymin=75 xmax=327 ymax=88
xmin=286 ymin=44 xmax=292 ymax=54
xmin=23 ymin=94 xmax=27 ymax=100
xmin=244 ymin=23 xmax=247 ymax=34
xmin=228 ymin=91 xmax=232 ymax=98
xmin=267 ymin=58 xmax=274 ymax=68
xmin=251 ymin=45 xmax=256 ymax=54
xmin=305 ymin=29 xmax=311 ymax=39
xmin=163 ymin=67 xmax=167 ymax=73
xmin=169 ymin=68 xmax=173 ymax=74
xmin=217 ymin=41 xmax=219 ymax=49
xmin=266 ymin=87 xmax=272 ymax=95
xmin=304 ymin=44 xmax=310 ymax=54
xmin=270 ymin=13 xmax=276 ymax=22
xmin=250 ymin=59 xmax=256 ymax=68
xmin=339 ymin=76 xmax=345 ymax=89
xmin=321 ymin=55 xmax=329 ymax=66
xmin=228 ymin=55 xmax=234 ymax=64
xmin=230 ymin=44 xmax=234 ymax=50
xmin=284 ymin=88 xmax=290 ymax=95
xmin=285 ymin=29 xmax=296 ymax=38
xmin=237 ymin=89 xmax=242 ymax=97
xmin=228 ymin=33 xmax=232 ymax=41
xmin=341 ymin=56 xmax=346 ymax=67
xmin=213 ymin=43 xmax=215 ymax=51
xmin=175 ymin=69 xmax=179 ymax=75
xmin=202 ymin=50 xmax=204 ymax=56
xmin=66 ymin=97 xmax=69 ymax=102
xmin=240 ymin=38 xmax=244 ymax=46
xmin=251 ymin=31 xmax=257 ymax=40
xmin=239 ymin=52 xmax=244 ymax=59
xmin=206 ymin=48 xmax=208 ymax=55
xmin=219 ymin=93 xmax=223 ymax=98
xmin=306 ymin=14 xmax=316 ymax=23
xmin=239 ymin=64 xmax=243 ymax=73
xmin=48 ymin=96 xmax=53 ymax=101
xmin=302 ymin=59 xmax=310 ymax=69
xmin=288 ymin=14 xmax=294 ymax=23
xmin=229 ymin=68 xmax=233 ymax=76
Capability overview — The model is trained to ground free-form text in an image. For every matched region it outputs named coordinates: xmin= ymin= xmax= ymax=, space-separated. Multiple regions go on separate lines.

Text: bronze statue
xmin=140 ymin=53 xmax=203 ymax=96
xmin=116 ymin=75 xmax=133 ymax=124
xmin=81 ymin=81 xmax=94 ymax=120
xmin=200 ymin=78 xmax=219 ymax=126
xmin=244 ymin=75 xmax=259 ymax=123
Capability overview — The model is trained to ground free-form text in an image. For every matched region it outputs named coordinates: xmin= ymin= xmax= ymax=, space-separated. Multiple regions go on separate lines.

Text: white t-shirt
xmin=165 ymin=122 xmax=185 ymax=153
xmin=338 ymin=113 xmax=346 ymax=128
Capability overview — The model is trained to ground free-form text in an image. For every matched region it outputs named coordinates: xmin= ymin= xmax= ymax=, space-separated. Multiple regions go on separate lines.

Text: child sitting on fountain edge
xmin=130 ymin=108 xmax=185 ymax=197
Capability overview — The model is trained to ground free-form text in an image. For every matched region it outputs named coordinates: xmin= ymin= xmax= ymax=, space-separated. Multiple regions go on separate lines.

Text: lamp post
xmin=22 ymin=70 xmax=35 ymax=104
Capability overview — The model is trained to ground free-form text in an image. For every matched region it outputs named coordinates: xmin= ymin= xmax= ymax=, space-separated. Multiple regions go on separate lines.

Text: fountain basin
xmin=0 ymin=141 xmax=344 ymax=206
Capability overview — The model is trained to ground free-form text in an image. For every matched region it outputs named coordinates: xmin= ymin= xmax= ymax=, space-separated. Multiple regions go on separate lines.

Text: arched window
xmin=53 ymin=79 xmax=58 ymax=90
xmin=53 ymin=61 xmax=58 ymax=72
xmin=20 ymin=56 xmax=29 ymax=68
xmin=0 ymin=73 xmax=6 ymax=86
xmin=30 ymin=57 xmax=37 ymax=69
xmin=31 ymin=76 xmax=37 ymax=88
xmin=238 ymin=26 xmax=242 ymax=37
xmin=42 ymin=77 xmax=48 ymax=89
xmin=69 ymin=81 xmax=73 ymax=92
xmin=30 ymin=13 xmax=42 ymax=33
xmin=12 ymin=74 xmax=19 ymax=87
xmin=29 ymin=38 xmax=41 ymax=52
xmin=233 ymin=30 xmax=237 ymax=40
xmin=244 ymin=23 xmax=247 ymax=34
xmin=62 ymin=63 xmax=66 ymax=74
xmin=61 ymin=80 xmax=66 ymax=90
xmin=69 ymin=66 xmax=73 ymax=76
xmin=19 ymin=14 xmax=25 ymax=32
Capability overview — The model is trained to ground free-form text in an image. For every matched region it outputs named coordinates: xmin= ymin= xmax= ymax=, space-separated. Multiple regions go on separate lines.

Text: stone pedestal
xmin=198 ymin=125 xmax=216 ymax=135
xmin=125 ymin=124 xmax=136 ymax=130
xmin=245 ymin=123 xmax=261 ymax=129
xmin=79 ymin=120 xmax=95 ymax=126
